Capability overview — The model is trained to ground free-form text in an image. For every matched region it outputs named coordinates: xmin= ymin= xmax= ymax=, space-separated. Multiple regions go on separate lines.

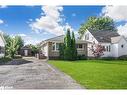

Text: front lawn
xmin=49 ymin=60 xmax=127 ymax=89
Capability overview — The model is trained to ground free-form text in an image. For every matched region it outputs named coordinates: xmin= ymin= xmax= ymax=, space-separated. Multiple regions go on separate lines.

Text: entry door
xmin=24 ymin=50 xmax=28 ymax=56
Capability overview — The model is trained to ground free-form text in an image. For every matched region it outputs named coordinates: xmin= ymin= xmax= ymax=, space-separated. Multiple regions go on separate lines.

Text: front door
xmin=24 ymin=50 xmax=28 ymax=56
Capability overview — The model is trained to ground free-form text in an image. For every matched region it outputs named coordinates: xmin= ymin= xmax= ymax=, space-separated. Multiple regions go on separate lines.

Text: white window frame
xmin=52 ymin=42 xmax=59 ymax=51
xmin=76 ymin=44 xmax=84 ymax=50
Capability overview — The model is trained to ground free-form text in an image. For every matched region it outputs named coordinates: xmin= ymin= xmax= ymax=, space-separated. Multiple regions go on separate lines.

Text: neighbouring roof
xmin=21 ymin=45 xmax=31 ymax=50
xmin=88 ymin=29 xmax=120 ymax=43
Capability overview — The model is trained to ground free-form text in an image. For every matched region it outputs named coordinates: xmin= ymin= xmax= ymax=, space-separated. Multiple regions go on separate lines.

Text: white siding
xmin=101 ymin=43 xmax=112 ymax=57
xmin=41 ymin=43 xmax=48 ymax=57
xmin=111 ymin=44 xmax=118 ymax=57
xmin=0 ymin=35 xmax=5 ymax=58
xmin=82 ymin=30 xmax=98 ymax=43
xmin=118 ymin=38 xmax=127 ymax=57
xmin=0 ymin=35 xmax=5 ymax=47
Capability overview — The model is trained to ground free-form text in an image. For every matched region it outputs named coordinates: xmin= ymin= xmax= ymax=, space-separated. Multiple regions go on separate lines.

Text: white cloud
xmin=117 ymin=23 xmax=127 ymax=37
xmin=30 ymin=6 xmax=64 ymax=36
xmin=102 ymin=6 xmax=127 ymax=22
xmin=18 ymin=34 xmax=27 ymax=37
xmin=0 ymin=5 xmax=7 ymax=8
xmin=0 ymin=19 xmax=4 ymax=24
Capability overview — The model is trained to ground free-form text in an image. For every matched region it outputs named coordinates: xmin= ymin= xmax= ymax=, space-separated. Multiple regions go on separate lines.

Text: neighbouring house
xmin=20 ymin=45 xmax=32 ymax=56
xmin=39 ymin=29 xmax=127 ymax=59
xmin=82 ymin=29 xmax=127 ymax=57
xmin=39 ymin=35 xmax=90 ymax=59
xmin=0 ymin=33 xmax=6 ymax=58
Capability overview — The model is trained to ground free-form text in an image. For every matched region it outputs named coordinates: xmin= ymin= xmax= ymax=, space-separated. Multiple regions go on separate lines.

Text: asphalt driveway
xmin=0 ymin=57 xmax=82 ymax=89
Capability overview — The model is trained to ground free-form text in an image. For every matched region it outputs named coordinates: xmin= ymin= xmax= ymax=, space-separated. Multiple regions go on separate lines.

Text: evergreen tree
xmin=59 ymin=43 xmax=64 ymax=59
xmin=71 ymin=31 xmax=77 ymax=60
xmin=64 ymin=28 xmax=72 ymax=60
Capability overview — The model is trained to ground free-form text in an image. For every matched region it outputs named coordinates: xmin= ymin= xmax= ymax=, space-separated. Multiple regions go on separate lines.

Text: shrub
xmin=118 ymin=55 xmax=127 ymax=60
xmin=77 ymin=55 xmax=87 ymax=60
xmin=0 ymin=57 xmax=12 ymax=65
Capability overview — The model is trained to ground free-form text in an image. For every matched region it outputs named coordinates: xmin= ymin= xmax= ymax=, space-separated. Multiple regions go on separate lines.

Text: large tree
xmin=71 ymin=31 xmax=77 ymax=60
xmin=64 ymin=29 xmax=72 ymax=60
xmin=15 ymin=36 xmax=24 ymax=54
xmin=7 ymin=37 xmax=19 ymax=58
xmin=3 ymin=34 xmax=24 ymax=58
xmin=78 ymin=16 xmax=117 ymax=38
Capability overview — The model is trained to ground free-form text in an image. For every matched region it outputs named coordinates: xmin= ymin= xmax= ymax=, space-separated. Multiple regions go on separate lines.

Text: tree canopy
xmin=78 ymin=16 xmax=117 ymax=38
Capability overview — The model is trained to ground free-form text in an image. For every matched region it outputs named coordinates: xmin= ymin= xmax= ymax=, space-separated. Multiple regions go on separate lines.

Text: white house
xmin=82 ymin=29 xmax=127 ymax=57
xmin=0 ymin=33 xmax=6 ymax=58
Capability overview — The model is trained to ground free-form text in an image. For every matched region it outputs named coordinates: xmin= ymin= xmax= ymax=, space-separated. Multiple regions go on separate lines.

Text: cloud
xmin=0 ymin=5 xmax=7 ymax=8
xmin=29 ymin=6 xmax=64 ymax=36
xmin=117 ymin=23 xmax=127 ymax=37
xmin=18 ymin=34 xmax=27 ymax=37
xmin=102 ymin=6 xmax=127 ymax=22
xmin=0 ymin=19 xmax=4 ymax=24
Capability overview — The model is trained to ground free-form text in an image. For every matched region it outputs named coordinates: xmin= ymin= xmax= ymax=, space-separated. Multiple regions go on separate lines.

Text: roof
xmin=39 ymin=35 xmax=91 ymax=46
xmin=111 ymin=36 xmax=126 ymax=43
xmin=88 ymin=29 xmax=120 ymax=43
xmin=21 ymin=45 xmax=31 ymax=49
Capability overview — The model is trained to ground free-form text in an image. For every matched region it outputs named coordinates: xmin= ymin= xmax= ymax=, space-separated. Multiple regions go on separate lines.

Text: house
xmin=39 ymin=35 xmax=90 ymax=59
xmin=20 ymin=45 xmax=32 ymax=56
xmin=82 ymin=29 xmax=127 ymax=57
xmin=0 ymin=33 xmax=6 ymax=58
xmin=39 ymin=29 xmax=127 ymax=59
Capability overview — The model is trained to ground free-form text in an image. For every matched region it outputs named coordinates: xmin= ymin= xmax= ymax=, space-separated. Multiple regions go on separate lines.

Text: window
xmin=77 ymin=44 xmax=83 ymax=49
xmin=56 ymin=43 xmax=59 ymax=50
xmin=121 ymin=45 xmax=124 ymax=48
xmin=106 ymin=46 xmax=108 ymax=52
xmin=109 ymin=45 xmax=111 ymax=52
xmin=0 ymin=46 xmax=4 ymax=54
xmin=85 ymin=34 xmax=89 ymax=40
xmin=52 ymin=43 xmax=59 ymax=51
xmin=52 ymin=43 xmax=55 ymax=50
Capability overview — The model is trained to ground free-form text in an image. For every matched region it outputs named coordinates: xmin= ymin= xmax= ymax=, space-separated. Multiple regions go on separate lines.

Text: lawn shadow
xmin=0 ymin=59 xmax=33 ymax=65
xmin=90 ymin=59 xmax=127 ymax=65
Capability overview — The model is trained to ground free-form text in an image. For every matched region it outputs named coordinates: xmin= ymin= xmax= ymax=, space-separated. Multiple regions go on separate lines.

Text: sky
xmin=0 ymin=5 xmax=127 ymax=45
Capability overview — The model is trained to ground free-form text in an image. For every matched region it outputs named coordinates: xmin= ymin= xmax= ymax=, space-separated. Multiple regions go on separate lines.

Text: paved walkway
xmin=0 ymin=57 xmax=82 ymax=89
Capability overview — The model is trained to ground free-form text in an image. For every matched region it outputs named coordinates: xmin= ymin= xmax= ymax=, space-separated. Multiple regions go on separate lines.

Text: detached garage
xmin=20 ymin=45 xmax=32 ymax=56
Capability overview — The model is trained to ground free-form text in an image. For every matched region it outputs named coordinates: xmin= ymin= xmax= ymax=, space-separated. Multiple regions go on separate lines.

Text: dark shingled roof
xmin=88 ymin=29 xmax=120 ymax=43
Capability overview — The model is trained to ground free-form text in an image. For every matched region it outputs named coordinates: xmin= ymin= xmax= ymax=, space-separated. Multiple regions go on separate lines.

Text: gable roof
xmin=39 ymin=35 xmax=91 ymax=46
xmin=111 ymin=36 xmax=127 ymax=43
xmin=88 ymin=29 xmax=120 ymax=43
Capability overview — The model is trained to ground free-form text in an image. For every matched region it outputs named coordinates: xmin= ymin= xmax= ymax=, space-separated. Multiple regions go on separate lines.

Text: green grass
xmin=49 ymin=60 xmax=127 ymax=89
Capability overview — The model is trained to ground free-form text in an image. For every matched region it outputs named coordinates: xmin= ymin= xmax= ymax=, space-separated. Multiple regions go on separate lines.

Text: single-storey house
xmin=20 ymin=45 xmax=32 ymax=56
xmin=39 ymin=35 xmax=90 ymax=59
xmin=39 ymin=29 xmax=127 ymax=59
xmin=0 ymin=33 xmax=6 ymax=58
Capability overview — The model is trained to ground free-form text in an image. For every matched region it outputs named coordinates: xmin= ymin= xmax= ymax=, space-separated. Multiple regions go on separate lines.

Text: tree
xmin=3 ymin=34 xmax=24 ymax=58
xmin=78 ymin=16 xmax=117 ymax=38
xmin=15 ymin=36 xmax=24 ymax=54
xmin=29 ymin=44 xmax=39 ymax=56
xmin=7 ymin=37 xmax=19 ymax=58
xmin=90 ymin=43 xmax=105 ymax=58
xmin=64 ymin=29 xmax=72 ymax=60
xmin=59 ymin=43 xmax=64 ymax=59
xmin=3 ymin=34 xmax=11 ymax=56
xmin=71 ymin=31 xmax=77 ymax=60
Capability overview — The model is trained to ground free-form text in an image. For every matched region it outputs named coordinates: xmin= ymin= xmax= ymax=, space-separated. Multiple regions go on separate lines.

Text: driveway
xmin=0 ymin=57 xmax=82 ymax=89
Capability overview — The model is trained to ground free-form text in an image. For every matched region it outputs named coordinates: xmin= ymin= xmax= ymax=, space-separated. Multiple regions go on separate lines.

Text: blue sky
xmin=0 ymin=6 xmax=126 ymax=44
